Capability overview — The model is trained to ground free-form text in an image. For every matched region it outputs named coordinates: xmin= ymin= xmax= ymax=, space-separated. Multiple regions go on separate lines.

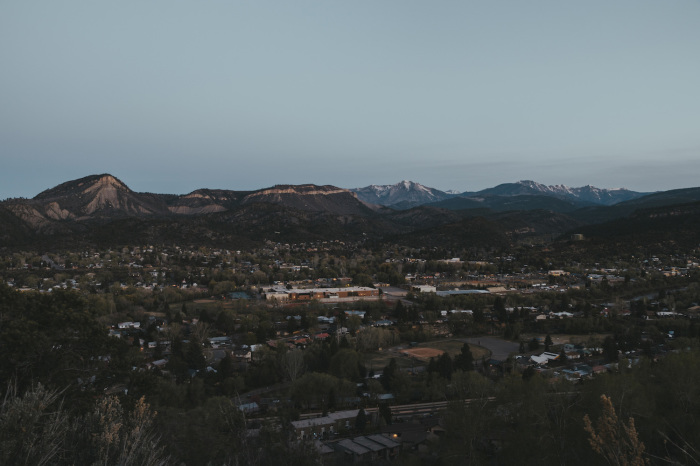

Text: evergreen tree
xmin=494 ymin=296 xmax=507 ymax=323
xmin=455 ymin=343 xmax=474 ymax=371
xmin=378 ymin=403 xmax=392 ymax=426
xmin=603 ymin=336 xmax=618 ymax=362
xmin=437 ymin=352 xmax=454 ymax=380
xmin=355 ymin=409 xmax=367 ymax=432
xmin=528 ymin=338 xmax=540 ymax=351
xmin=381 ymin=359 xmax=398 ymax=391
xmin=544 ymin=334 xmax=553 ymax=352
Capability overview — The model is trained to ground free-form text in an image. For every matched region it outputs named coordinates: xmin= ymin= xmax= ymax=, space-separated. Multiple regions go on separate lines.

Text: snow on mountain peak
xmin=350 ymin=180 xmax=452 ymax=208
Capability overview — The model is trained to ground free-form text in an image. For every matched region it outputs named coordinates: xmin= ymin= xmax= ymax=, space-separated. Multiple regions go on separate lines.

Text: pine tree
xmin=355 ymin=409 xmax=367 ymax=432
xmin=544 ymin=334 xmax=553 ymax=352
xmin=455 ymin=343 xmax=474 ymax=371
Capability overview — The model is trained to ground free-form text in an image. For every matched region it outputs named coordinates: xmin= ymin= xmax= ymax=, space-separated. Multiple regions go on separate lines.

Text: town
xmin=2 ymin=238 xmax=699 ymax=464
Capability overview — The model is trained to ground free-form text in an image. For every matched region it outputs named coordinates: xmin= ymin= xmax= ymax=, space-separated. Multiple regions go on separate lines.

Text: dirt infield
xmin=401 ymin=347 xmax=445 ymax=360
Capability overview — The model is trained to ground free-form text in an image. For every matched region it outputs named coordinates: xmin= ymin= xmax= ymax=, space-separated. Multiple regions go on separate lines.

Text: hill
xmin=0 ymin=174 xmax=697 ymax=252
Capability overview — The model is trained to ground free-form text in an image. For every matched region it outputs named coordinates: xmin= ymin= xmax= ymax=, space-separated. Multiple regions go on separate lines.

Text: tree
xmin=281 ymin=349 xmax=306 ymax=382
xmin=378 ymin=403 xmax=392 ymax=426
xmin=455 ymin=343 xmax=474 ymax=371
xmin=583 ymin=394 xmax=649 ymax=466
xmin=544 ymin=334 xmax=553 ymax=352
xmin=78 ymin=396 xmax=168 ymax=465
xmin=0 ymin=384 xmax=169 ymax=466
xmin=0 ymin=383 xmax=67 ymax=466
xmin=436 ymin=352 xmax=454 ymax=380
xmin=330 ymin=349 xmax=362 ymax=381
xmin=380 ymin=359 xmax=398 ymax=391
xmin=528 ymin=338 xmax=540 ymax=351
xmin=603 ymin=336 xmax=619 ymax=362
xmin=347 ymin=315 xmax=362 ymax=335
xmin=522 ymin=365 xmax=536 ymax=381
xmin=355 ymin=408 xmax=367 ymax=432
xmin=393 ymin=300 xmax=408 ymax=322
xmin=494 ymin=296 xmax=507 ymax=323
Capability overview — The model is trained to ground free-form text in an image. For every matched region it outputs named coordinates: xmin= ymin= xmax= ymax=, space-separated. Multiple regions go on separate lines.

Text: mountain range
xmin=351 ymin=180 xmax=649 ymax=210
xmin=1 ymin=174 xmax=698 ymax=251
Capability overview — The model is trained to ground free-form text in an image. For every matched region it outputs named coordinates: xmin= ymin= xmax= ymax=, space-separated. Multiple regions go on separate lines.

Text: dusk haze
xmin=2 ymin=1 xmax=700 ymax=199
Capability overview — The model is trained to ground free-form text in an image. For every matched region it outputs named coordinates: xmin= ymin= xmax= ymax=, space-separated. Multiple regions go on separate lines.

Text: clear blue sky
xmin=2 ymin=1 xmax=699 ymax=199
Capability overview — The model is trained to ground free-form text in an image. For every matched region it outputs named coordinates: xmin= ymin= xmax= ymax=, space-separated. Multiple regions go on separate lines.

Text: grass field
xmin=364 ymin=339 xmax=490 ymax=372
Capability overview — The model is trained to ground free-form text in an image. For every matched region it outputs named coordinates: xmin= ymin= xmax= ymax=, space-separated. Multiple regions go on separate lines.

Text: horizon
xmin=1 ymin=172 xmax=684 ymax=200
xmin=2 ymin=1 xmax=699 ymax=199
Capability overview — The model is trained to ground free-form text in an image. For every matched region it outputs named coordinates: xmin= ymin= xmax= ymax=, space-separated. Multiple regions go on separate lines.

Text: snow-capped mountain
xmin=475 ymin=180 xmax=648 ymax=206
xmin=351 ymin=180 xmax=454 ymax=209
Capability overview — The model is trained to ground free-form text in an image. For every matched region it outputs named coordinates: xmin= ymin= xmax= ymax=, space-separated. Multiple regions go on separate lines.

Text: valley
xmin=2 ymin=174 xmax=700 ymax=465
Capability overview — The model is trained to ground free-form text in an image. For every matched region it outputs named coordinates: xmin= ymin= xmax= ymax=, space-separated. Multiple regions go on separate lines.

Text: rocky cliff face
xmin=241 ymin=185 xmax=373 ymax=215
xmin=0 ymin=176 xmax=376 ymax=233
xmin=30 ymin=174 xmax=170 ymax=219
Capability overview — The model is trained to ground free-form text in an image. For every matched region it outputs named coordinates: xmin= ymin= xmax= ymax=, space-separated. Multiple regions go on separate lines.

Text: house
xmin=365 ymin=434 xmax=401 ymax=459
xmin=291 ymin=409 xmax=360 ymax=439
xmin=530 ymin=352 xmax=559 ymax=365
xmin=381 ymin=422 xmax=429 ymax=449
xmin=117 ymin=321 xmax=141 ymax=329
xmin=238 ymin=402 xmax=259 ymax=414
xmin=334 ymin=438 xmax=371 ymax=463
xmin=374 ymin=319 xmax=394 ymax=327
xmin=147 ymin=359 xmax=168 ymax=370
xmin=314 ymin=440 xmax=335 ymax=460
xmin=233 ymin=349 xmax=252 ymax=362
xmin=329 ymin=435 xmax=401 ymax=463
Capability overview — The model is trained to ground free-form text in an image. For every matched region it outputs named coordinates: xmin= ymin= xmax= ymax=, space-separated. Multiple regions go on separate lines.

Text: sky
xmin=2 ymin=1 xmax=700 ymax=199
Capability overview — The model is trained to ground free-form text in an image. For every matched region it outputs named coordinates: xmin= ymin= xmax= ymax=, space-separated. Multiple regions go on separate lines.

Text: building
xmin=411 ymin=285 xmax=436 ymax=294
xmin=264 ymin=286 xmax=379 ymax=301
xmin=290 ymin=410 xmax=362 ymax=439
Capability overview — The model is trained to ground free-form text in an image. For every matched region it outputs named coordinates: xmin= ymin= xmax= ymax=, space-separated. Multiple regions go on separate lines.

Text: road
xmin=380 ymin=286 xmax=414 ymax=306
xmin=462 ymin=336 xmax=519 ymax=361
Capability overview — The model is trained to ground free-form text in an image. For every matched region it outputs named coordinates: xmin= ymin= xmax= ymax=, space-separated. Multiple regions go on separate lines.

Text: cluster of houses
xmin=513 ymin=342 xmax=624 ymax=382
xmin=290 ymin=409 xmax=446 ymax=463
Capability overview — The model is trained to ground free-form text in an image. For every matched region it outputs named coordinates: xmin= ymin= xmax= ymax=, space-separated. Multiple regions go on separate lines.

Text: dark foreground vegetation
xmin=1 ymin=268 xmax=700 ymax=465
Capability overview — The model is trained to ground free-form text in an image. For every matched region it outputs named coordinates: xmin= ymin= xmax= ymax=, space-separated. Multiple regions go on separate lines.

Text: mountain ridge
xmin=0 ymin=173 xmax=696 ymax=251
xmin=351 ymin=180 xmax=454 ymax=209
